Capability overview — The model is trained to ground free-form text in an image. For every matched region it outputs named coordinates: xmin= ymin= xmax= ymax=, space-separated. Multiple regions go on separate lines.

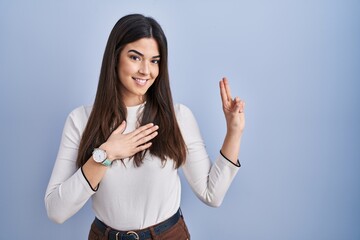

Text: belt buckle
xmin=126 ymin=231 xmax=139 ymax=240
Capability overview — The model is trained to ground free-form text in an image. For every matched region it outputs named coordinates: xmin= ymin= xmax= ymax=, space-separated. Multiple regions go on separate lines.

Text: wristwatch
xmin=92 ymin=148 xmax=112 ymax=166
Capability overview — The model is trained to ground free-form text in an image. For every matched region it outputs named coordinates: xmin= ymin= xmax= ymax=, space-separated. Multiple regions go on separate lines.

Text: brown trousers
xmin=88 ymin=216 xmax=190 ymax=240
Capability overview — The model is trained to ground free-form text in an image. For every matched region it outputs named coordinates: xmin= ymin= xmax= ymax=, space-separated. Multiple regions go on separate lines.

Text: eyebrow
xmin=128 ymin=49 xmax=160 ymax=59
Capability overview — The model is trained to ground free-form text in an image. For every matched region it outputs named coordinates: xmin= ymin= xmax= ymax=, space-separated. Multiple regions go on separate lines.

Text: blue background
xmin=1 ymin=0 xmax=359 ymax=239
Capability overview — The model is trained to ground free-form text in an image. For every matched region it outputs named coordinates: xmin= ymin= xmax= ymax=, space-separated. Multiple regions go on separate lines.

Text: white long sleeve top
xmin=45 ymin=103 xmax=240 ymax=230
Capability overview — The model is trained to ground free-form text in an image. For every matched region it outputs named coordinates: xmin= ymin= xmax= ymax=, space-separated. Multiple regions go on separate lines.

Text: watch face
xmin=93 ymin=148 xmax=106 ymax=163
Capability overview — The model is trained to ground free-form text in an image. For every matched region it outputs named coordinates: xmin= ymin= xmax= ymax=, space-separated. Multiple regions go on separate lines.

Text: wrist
xmin=225 ymin=118 xmax=245 ymax=135
xmin=99 ymin=143 xmax=115 ymax=161
xmin=225 ymin=129 xmax=243 ymax=139
xmin=220 ymin=150 xmax=241 ymax=167
xmin=92 ymin=147 xmax=112 ymax=167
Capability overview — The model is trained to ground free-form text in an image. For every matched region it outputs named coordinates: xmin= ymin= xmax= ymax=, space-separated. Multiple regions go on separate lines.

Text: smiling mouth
xmin=132 ymin=77 xmax=148 ymax=86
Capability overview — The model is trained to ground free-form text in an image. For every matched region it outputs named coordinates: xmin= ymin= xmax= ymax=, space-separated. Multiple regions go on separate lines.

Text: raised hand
xmin=100 ymin=121 xmax=159 ymax=160
xmin=219 ymin=77 xmax=245 ymax=136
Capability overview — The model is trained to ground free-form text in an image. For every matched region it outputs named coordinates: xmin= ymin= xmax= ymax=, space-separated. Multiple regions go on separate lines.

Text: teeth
xmin=136 ymin=78 xmax=146 ymax=83
xmin=134 ymin=78 xmax=147 ymax=85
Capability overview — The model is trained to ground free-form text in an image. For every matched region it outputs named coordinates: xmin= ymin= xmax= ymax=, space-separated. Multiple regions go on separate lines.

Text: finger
xmin=132 ymin=124 xmax=159 ymax=142
xmin=133 ymin=125 xmax=159 ymax=142
xmin=113 ymin=121 xmax=127 ymax=134
xmin=233 ymin=97 xmax=242 ymax=112
xmin=220 ymin=79 xmax=228 ymax=105
xmin=137 ymin=130 xmax=158 ymax=145
xmin=130 ymin=123 xmax=155 ymax=137
xmin=135 ymin=142 xmax=153 ymax=153
xmin=223 ymin=77 xmax=233 ymax=101
xmin=239 ymin=100 xmax=245 ymax=113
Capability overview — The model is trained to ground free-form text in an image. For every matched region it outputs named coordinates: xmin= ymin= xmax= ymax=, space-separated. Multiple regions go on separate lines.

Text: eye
xmin=129 ymin=55 xmax=141 ymax=61
xmin=151 ymin=59 xmax=160 ymax=64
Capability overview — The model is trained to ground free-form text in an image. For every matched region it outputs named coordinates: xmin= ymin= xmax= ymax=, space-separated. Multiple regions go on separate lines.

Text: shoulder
xmin=174 ymin=103 xmax=199 ymax=128
xmin=64 ymin=105 xmax=93 ymax=131
xmin=174 ymin=103 xmax=202 ymax=142
xmin=174 ymin=103 xmax=194 ymax=119
xmin=68 ymin=105 xmax=92 ymax=120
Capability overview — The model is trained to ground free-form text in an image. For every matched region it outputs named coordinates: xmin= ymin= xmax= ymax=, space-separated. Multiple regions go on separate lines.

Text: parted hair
xmin=76 ymin=14 xmax=187 ymax=168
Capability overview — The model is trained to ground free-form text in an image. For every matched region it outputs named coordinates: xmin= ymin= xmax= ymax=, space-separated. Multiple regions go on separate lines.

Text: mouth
xmin=132 ymin=77 xmax=148 ymax=86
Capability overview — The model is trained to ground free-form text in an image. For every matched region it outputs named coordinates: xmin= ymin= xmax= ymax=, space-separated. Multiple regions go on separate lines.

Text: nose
xmin=138 ymin=61 xmax=150 ymax=75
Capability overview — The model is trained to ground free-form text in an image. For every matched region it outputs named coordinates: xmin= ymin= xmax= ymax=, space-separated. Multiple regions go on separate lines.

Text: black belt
xmin=94 ymin=209 xmax=181 ymax=240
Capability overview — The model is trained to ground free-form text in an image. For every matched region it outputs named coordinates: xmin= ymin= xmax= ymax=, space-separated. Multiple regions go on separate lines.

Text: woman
xmin=45 ymin=14 xmax=245 ymax=240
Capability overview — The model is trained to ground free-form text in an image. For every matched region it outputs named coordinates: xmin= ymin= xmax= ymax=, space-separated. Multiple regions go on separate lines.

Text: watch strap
xmin=101 ymin=159 xmax=112 ymax=167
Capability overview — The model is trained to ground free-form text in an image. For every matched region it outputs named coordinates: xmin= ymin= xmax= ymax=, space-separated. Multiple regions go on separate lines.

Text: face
xmin=117 ymin=37 xmax=160 ymax=106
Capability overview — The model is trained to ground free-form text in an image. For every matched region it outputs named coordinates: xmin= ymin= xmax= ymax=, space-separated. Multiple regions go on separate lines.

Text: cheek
xmin=152 ymin=66 xmax=160 ymax=78
xmin=118 ymin=61 xmax=135 ymax=79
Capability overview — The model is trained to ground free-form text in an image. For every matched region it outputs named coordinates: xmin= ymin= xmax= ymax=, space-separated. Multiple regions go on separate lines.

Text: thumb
xmin=113 ymin=120 xmax=127 ymax=134
xmin=239 ymin=100 xmax=245 ymax=113
xmin=233 ymin=97 xmax=242 ymax=112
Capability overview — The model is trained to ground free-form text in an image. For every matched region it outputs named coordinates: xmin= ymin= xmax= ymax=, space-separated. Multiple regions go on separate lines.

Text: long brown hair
xmin=76 ymin=14 xmax=187 ymax=168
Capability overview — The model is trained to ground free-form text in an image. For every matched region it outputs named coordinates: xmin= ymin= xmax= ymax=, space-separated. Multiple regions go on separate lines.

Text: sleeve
xmin=44 ymin=107 xmax=95 ymax=224
xmin=177 ymin=104 xmax=240 ymax=207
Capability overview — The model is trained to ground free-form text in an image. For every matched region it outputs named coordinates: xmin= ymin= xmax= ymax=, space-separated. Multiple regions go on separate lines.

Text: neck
xmin=123 ymin=95 xmax=146 ymax=107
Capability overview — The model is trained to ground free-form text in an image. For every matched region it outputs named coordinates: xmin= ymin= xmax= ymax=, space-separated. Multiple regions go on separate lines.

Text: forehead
xmin=122 ymin=38 xmax=160 ymax=56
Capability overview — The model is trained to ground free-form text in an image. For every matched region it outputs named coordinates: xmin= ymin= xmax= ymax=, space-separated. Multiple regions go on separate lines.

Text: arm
xmin=219 ymin=77 xmax=245 ymax=164
xmin=82 ymin=121 xmax=159 ymax=189
xmin=178 ymin=115 xmax=241 ymax=207
xmin=45 ymin=107 xmax=158 ymax=223
xmin=45 ymin=107 xmax=95 ymax=223
xmin=180 ymin=78 xmax=245 ymax=207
